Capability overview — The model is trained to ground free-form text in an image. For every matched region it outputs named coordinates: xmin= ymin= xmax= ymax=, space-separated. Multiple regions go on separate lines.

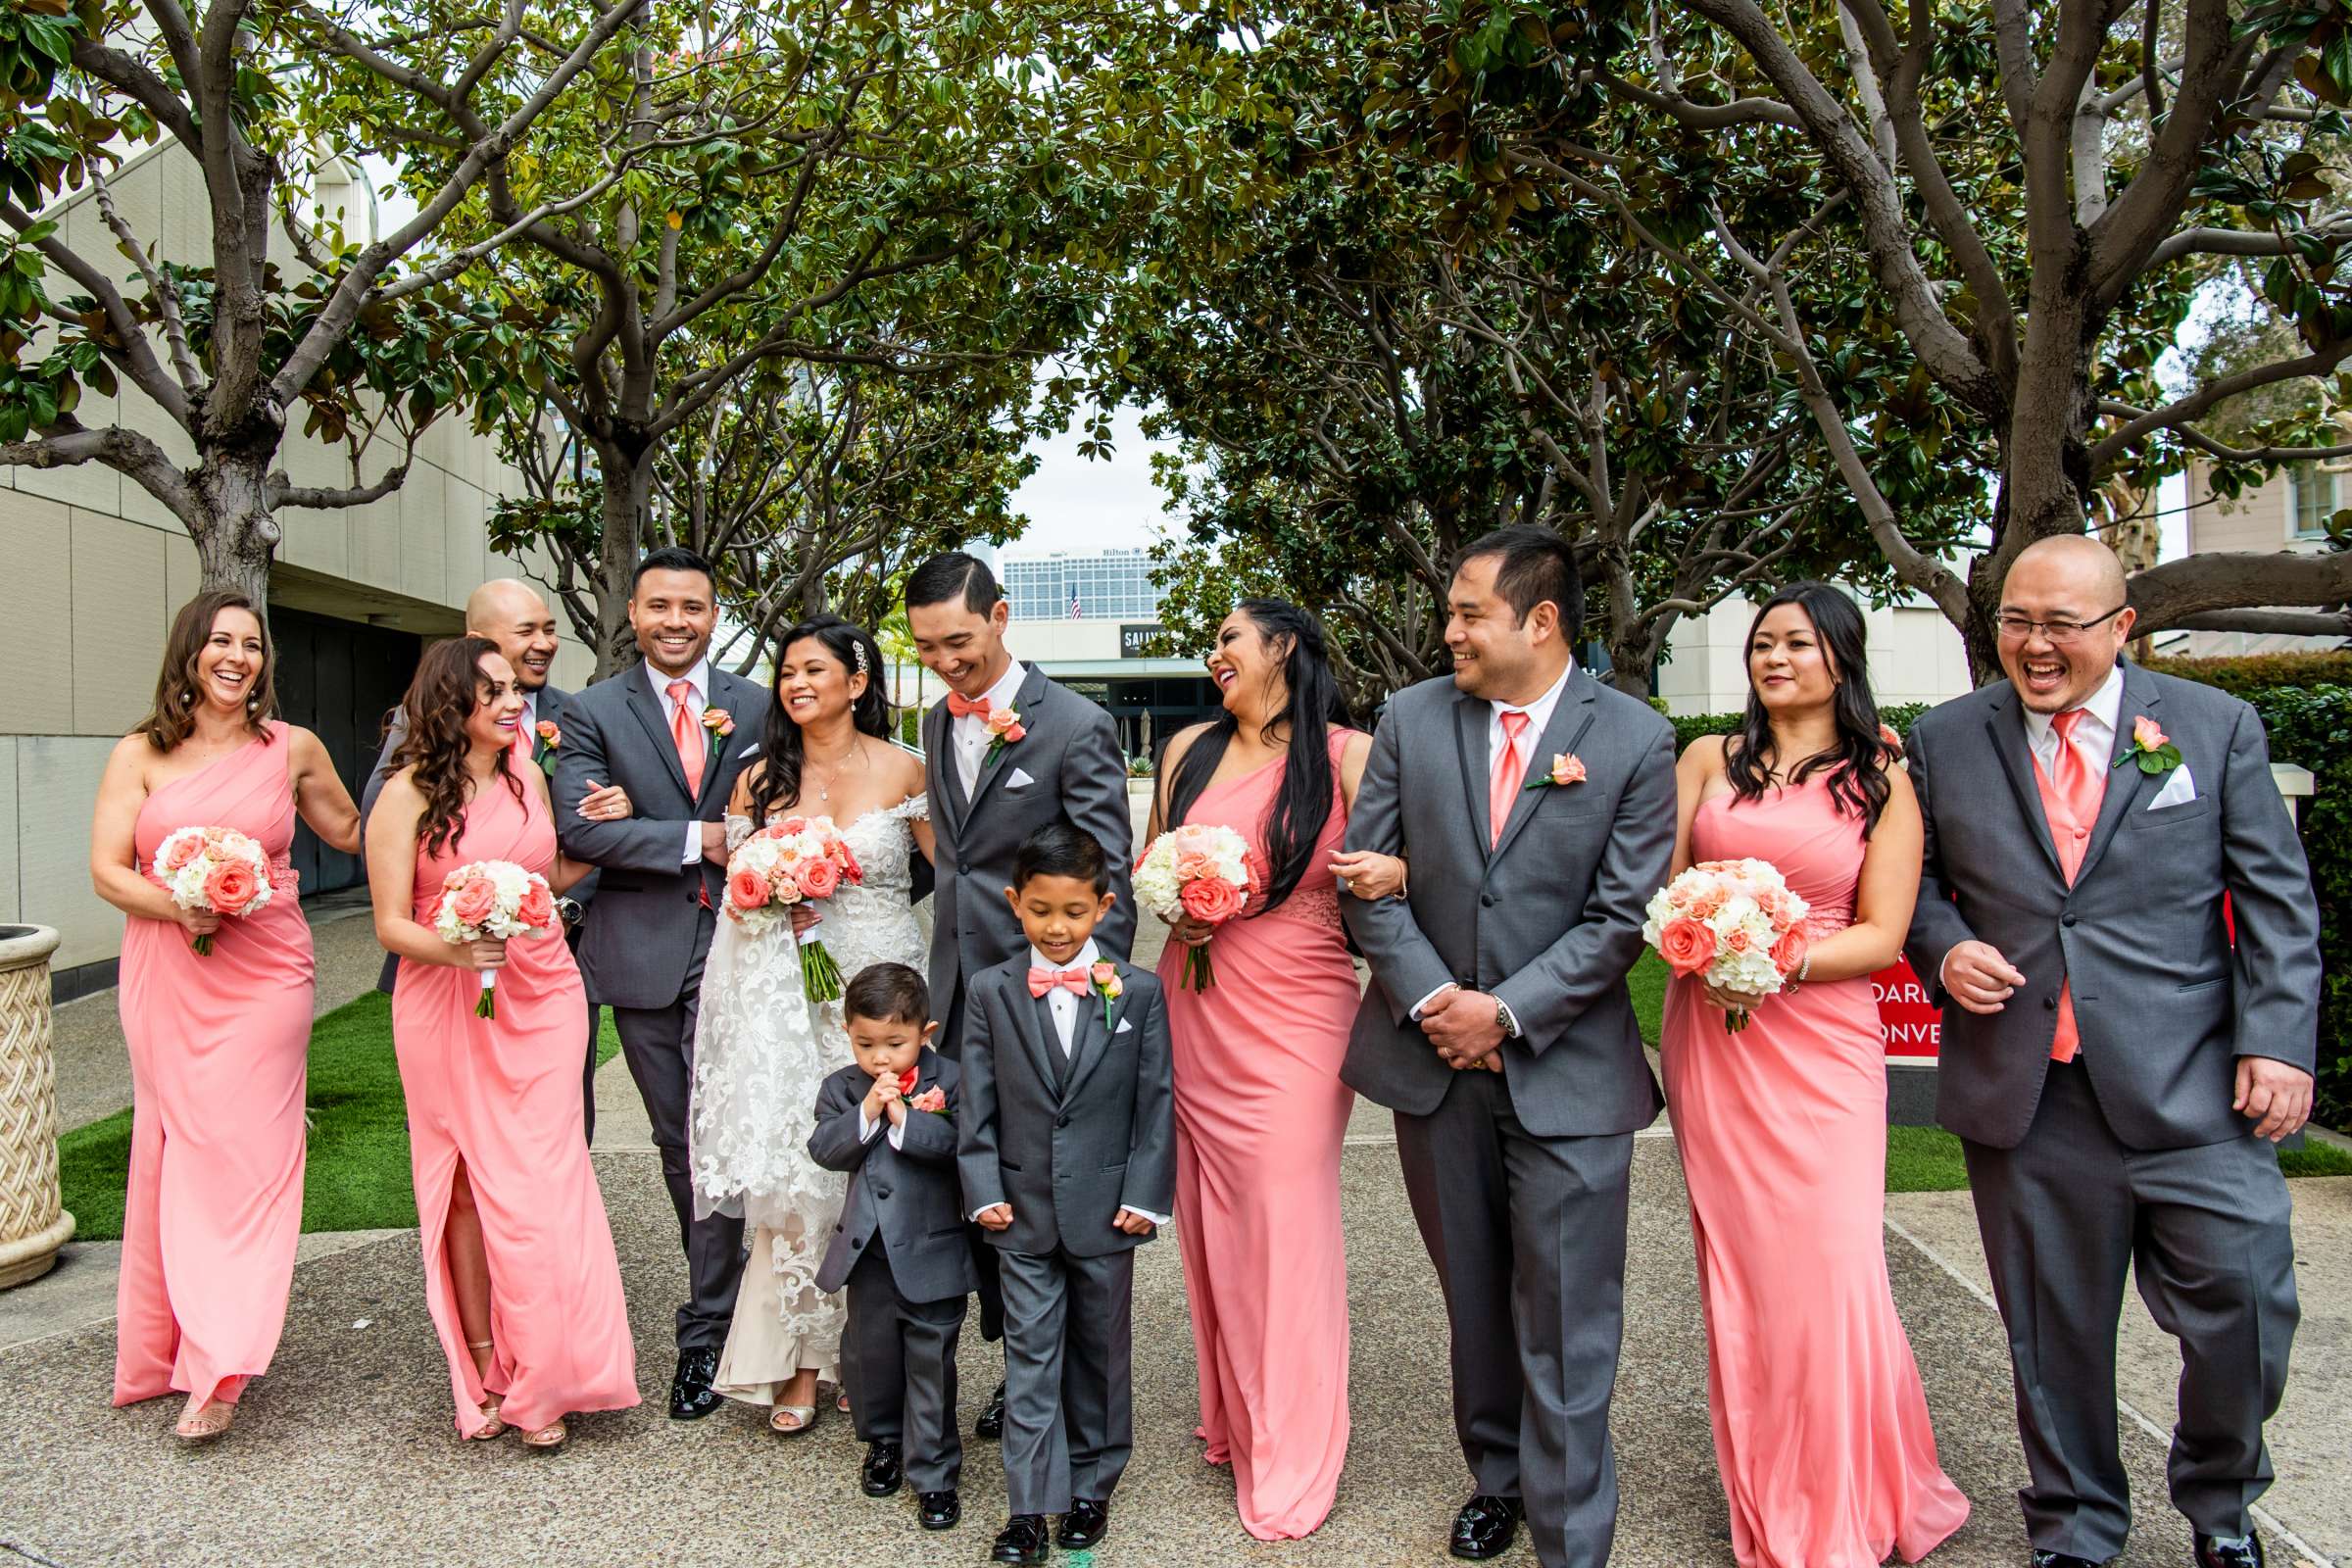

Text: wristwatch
xmin=556 ymin=896 xmax=585 ymax=931
xmin=1495 ymin=999 xmax=1519 ymax=1038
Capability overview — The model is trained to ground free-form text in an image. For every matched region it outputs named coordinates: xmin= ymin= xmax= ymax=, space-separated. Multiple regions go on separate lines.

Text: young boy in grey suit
xmin=958 ymin=824 xmax=1174 ymax=1566
xmin=809 ymin=963 xmax=977 ymax=1533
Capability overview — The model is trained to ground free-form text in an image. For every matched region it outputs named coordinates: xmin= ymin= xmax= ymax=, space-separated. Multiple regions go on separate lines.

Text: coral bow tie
xmin=1028 ymin=966 xmax=1089 ymax=998
xmin=947 ymin=692 xmax=991 ymax=719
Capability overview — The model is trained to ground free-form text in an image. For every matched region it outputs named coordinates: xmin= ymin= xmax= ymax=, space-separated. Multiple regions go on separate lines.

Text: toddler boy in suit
xmin=958 ymin=823 xmax=1174 ymax=1565
xmin=810 ymin=962 xmax=977 ymax=1532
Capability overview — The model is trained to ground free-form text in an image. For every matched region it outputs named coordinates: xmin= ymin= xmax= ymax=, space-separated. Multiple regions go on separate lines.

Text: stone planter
xmin=0 ymin=924 xmax=74 ymax=1289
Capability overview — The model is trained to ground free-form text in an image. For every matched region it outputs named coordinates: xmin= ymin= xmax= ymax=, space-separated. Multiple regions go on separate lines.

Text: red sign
xmin=1874 ymin=958 xmax=1940 ymax=1058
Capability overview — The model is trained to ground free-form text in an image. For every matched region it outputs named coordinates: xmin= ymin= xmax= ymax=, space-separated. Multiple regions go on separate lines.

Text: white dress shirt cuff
xmin=683 ymin=822 xmax=703 ymax=865
xmin=1409 ymin=982 xmax=1458 ymax=1021
xmin=970 ymin=1203 xmax=1006 ymax=1222
xmin=857 ymin=1109 xmax=906 ymax=1151
xmin=1118 ymin=1205 xmax=1168 ymax=1226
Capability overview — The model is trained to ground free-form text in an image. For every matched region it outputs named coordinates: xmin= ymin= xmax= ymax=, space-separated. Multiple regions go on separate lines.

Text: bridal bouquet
xmin=433 ymin=859 xmax=557 ymax=1017
xmin=725 ymin=815 xmax=864 ymax=1003
xmin=1134 ymin=822 xmax=1258 ymax=991
xmin=1642 ymin=858 xmax=1811 ymax=1032
xmin=151 ymin=825 xmax=276 ymax=956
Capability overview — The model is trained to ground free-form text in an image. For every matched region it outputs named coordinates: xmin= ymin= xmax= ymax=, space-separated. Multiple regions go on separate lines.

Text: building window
xmin=2291 ymin=462 xmax=2337 ymax=541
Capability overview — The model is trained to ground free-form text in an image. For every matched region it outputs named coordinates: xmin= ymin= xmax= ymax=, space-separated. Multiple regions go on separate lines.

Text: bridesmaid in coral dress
xmin=89 ymin=590 xmax=362 ymax=1442
xmin=1151 ymin=601 xmax=1388 ymax=1542
xmin=1660 ymin=582 xmax=1968 ymax=1568
xmin=367 ymin=637 xmax=638 ymax=1447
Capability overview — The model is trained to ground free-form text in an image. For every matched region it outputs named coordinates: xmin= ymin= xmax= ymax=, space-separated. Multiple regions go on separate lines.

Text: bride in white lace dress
xmin=686 ymin=616 xmax=933 ymax=1433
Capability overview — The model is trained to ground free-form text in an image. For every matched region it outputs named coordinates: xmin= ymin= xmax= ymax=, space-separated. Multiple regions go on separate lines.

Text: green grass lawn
xmin=59 ymin=994 xmax=621 ymax=1241
xmin=58 ymin=953 xmax=2349 ymax=1234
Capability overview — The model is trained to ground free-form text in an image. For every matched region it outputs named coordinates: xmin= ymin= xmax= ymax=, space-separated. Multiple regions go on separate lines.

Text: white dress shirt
xmin=952 ymin=658 xmax=1029 ymax=800
xmin=2021 ymin=663 xmax=2122 ymax=782
xmin=968 ymin=939 xmax=1166 ymax=1226
xmin=1408 ymin=658 xmax=1577 ymax=1027
xmin=648 ymin=657 xmax=712 ymax=864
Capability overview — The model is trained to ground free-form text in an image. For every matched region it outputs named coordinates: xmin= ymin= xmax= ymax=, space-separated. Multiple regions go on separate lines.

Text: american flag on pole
xmin=1067 ymin=584 xmax=1083 ymax=619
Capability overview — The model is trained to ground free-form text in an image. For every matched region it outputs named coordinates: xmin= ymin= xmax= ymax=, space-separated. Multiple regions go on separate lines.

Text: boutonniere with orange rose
xmin=1523 ymin=752 xmax=1588 ymax=791
xmin=1090 ymin=960 xmax=1122 ymax=1030
xmin=702 ymin=706 xmax=736 ymax=739
xmin=895 ymin=1067 xmax=951 ymax=1119
xmin=533 ymin=719 xmax=562 ymax=776
xmin=982 ymin=705 xmax=1026 ymax=764
xmin=2115 ymin=714 xmax=2182 ymax=776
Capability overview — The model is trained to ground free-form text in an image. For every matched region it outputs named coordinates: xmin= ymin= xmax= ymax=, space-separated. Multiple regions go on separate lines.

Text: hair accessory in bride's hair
xmin=852 ymin=638 xmax=869 ymax=677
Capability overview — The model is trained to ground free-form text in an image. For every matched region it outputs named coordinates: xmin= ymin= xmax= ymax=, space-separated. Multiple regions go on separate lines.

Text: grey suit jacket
xmin=923 ymin=664 xmax=1137 ymax=1016
xmin=1340 ymin=669 xmax=1674 ymax=1139
xmin=809 ymin=1051 xmax=976 ymax=1304
xmin=956 ymin=956 xmax=1173 ymax=1258
xmin=552 ymin=663 xmax=764 ymax=1010
xmin=360 ymin=685 xmax=590 ymax=994
xmin=1903 ymin=662 xmax=2320 ymax=1152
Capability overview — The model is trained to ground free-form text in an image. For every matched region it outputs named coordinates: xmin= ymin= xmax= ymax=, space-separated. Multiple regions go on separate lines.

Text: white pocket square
xmin=1115 ymin=1017 xmax=1134 ymax=1034
xmin=2146 ymin=763 xmax=2197 ymax=809
xmin=735 ymin=742 xmax=760 ymax=759
xmin=1007 ymin=767 xmax=1036 ymax=789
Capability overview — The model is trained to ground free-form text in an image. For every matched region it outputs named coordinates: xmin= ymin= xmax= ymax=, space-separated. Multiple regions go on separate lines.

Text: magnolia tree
xmin=0 ymin=0 xmax=647 ymax=603
xmin=1382 ymin=0 xmax=2352 ymax=670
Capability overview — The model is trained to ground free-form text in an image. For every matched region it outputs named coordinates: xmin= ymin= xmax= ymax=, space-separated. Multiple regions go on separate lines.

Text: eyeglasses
xmin=1994 ymin=605 xmax=2127 ymax=645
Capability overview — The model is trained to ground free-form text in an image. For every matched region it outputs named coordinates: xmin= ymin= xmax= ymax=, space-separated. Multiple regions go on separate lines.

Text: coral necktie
xmin=2044 ymin=708 xmax=2105 ymax=1062
xmin=1490 ymin=710 xmax=1531 ymax=848
xmin=668 ymin=679 xmax=706 ymax=798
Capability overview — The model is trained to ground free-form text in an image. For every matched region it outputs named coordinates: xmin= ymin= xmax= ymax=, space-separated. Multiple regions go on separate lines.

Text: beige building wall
xmin=1653 ymin=594 xmax=1972 ymax=717
xmin=0 ymin=140 xmax=590 ymax=976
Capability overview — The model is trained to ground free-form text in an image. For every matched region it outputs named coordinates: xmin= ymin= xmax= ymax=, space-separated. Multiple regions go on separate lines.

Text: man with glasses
xmin=1902 ymin=536 xmax=2317 ymax=1568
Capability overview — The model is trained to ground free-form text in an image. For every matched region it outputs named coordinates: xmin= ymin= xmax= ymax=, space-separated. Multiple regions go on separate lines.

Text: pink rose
xmin=1091 ymin=960 xmax=1122 ymax=998
xmin=909 ymin=1087 xmax=948 ymax=1114
xmin=1174 ymin=850 xmax=1211 ymax=881
xmin=1688 ymin=890 xmax=1726 ymax=921
xmin=1179 ymin=876 xmax=1243 ymax=925
xmin=1000 ymin=721 xmax=1026 ymax=743
xmin=203 ymin=859 xmax=260 ymax=915
xmin=2133 ymin=715 xmax=2168 ymax=752
xmin=1771 ymin=926 xmax=1808 ymax=975
xmin=515 ymin=881 xmax=556 ymax=932
xmin=1657 ymin=916 xmax=1717 ymax=978
xmin=831 ymin=841 xmax=864 ymax=884
xmin=163 ymin=836 xmax=204 ymax=871
xmin=451 ymin=876 xmax=498 ymax=927
xmin=1877 ymin=723 xmax=1904 ymax=758
xmin=985 ymin=707 xmax=1022 ymax=737
xmin=727 ymin=865 xmax=772 ymax=910
xmin=1723 ymin=925 xmax=1753 ymax=955
xmin=1548 ymin=753 xmax=1588 ymax=787
xmin=796 ymin=857 xmax=841 ymax=900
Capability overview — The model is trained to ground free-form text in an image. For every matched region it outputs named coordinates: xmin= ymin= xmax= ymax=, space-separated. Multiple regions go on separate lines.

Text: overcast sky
xmin=999 ymin=402 xmax=1179 ymax=558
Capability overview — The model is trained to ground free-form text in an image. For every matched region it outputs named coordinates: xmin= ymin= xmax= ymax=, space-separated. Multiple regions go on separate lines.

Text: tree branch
xmin=2129 ymin=549 xmax=2352 ymax=633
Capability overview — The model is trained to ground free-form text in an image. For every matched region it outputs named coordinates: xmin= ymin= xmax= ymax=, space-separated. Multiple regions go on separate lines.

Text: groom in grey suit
xmin=1903 ymin=536 xmax=2316 ymax=1568
xmin=1342 ymin=526 xmax=1675 ymax=1568
xmin=554 ymin=547 xmax=766 ymax=1420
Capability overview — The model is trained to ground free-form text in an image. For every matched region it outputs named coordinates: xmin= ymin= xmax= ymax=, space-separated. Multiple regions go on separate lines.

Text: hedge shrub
xmin=1664 ymin=663 xmax=2349 ymax=1126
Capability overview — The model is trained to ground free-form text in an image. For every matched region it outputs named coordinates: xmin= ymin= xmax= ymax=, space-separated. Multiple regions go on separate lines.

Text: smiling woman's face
xmin=1204 ymin=611 xmax=1287 ymax=715
xmin=1746 ymin=603 xmax=1838 ymax=714
xmin=775 ymin=636 xmax=863 ymax=730
xmin=195 ymin=608 xmax=267 ymax=716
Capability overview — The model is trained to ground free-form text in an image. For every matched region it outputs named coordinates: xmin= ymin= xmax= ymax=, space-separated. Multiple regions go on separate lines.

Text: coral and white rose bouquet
xmin=724 ymin=814 xmax=864 ymax=1003
xmin=1134 ymin=822 xmax=1259 ymax=991
xmin=433 ymin=859 xmax=558 ymax=1016
xmin=151 ymin=825 xmax=277 ymax=956
xmin=1642 ymin=858 xmax=1811 ymax=1032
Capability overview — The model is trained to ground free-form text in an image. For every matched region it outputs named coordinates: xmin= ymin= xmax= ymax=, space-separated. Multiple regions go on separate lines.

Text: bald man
xmin=362 ymin=579 xmax=610 ymax=1141
xmin=1902 ymin=535 xmax=2317 ymax=1568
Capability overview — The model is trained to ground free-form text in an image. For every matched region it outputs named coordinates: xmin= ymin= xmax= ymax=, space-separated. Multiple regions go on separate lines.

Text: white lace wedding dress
xmin=688 ymin=792 xmax=931 ymax=1408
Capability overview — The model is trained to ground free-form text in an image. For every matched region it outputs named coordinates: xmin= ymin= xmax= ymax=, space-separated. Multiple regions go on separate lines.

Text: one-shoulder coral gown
xmin=1158 ymin=729 xmax=1360 ymax=1540
xmin=392 ymin=775 xmax=638 ymax=1435
xmin=1660 ymin=774 xmax=1969 ymax=1568
xmin=115 ymin=720 xmax=313 ymax=1413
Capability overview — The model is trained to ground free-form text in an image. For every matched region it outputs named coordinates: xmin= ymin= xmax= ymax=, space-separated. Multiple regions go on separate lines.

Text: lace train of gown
xmin=690 ymin=792 xmax=931 ymax=1404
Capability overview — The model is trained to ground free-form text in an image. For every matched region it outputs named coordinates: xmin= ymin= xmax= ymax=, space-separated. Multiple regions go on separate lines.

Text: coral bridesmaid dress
xmin=115 ymin=721 xmax=314 ymax=1413
xmin=392 ymin=775 xmax=638 ymax=1436
xmin=1660 ymin=773 xmax=1969 ymax=1568
xmin=1158 ymin=728 xmax=1358 ymax=1541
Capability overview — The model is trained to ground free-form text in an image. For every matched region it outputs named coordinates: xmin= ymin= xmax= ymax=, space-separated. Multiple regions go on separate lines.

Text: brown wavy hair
xmin=137 ymin=590 xmax=278 ymax=752
xmin=389 ymin=636 xmax=524 ymax=858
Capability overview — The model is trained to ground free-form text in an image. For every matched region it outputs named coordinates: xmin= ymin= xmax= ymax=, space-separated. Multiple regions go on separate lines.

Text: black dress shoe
xmin=975 ymin=1380 xmax=1006 ymax=1439
xmin=990 ymin=1514 xmax=1049 ymax=1565
xmin=2195 ymin=1534 xmax=2266 ymax=1568
xmin=2031 ymin=1552 xmax=2112 ymax=1568
xmin=861 ymin=1441 xmax=904 ymax=1497
xmin=1450 ymin=1494 xmax=1524 ymax=1560
xmin=919 ymin=1490 xmax=961 ymax=1531
xmin=1056 ymin=1498 xmax=1108 ymax=1548
xmin=667 ymin=1348 xmax=722 ymax=1420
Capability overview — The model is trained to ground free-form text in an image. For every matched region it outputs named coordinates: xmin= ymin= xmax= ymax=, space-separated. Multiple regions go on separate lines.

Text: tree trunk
xmin=592 ymin=449 xmax=652 ymax=678
xmin=189 ymin=453 xmax=279 ymax=608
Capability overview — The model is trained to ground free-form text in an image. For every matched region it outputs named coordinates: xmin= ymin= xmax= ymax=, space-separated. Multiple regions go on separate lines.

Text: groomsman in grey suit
xmin=553 ymin=547 xmax=766 ymax=1420
xmin=358 ymin=578 xmax=613 ymax=1139
xmin=906 ymin=550 xmax=1135 ymax=1436
xmin=1903 ymin=536 xmax=2317 ymax=1568
xmin=1341 ymin=526 xmax=1676 ymax=1568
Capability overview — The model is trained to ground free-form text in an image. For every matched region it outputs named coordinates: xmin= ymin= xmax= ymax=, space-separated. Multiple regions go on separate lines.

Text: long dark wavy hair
xmin=389 ymin=636 xmax=524 ymax=858
xmin=137 ymin=590 xmax=278 ymax=752
xmin=1162 ymin=600 xmax=1353 ymax=916
xmin=746 ymin=614 xmax=895 ymax=825
xmin=1723 ymin=582 xmax=1896 ymax=835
